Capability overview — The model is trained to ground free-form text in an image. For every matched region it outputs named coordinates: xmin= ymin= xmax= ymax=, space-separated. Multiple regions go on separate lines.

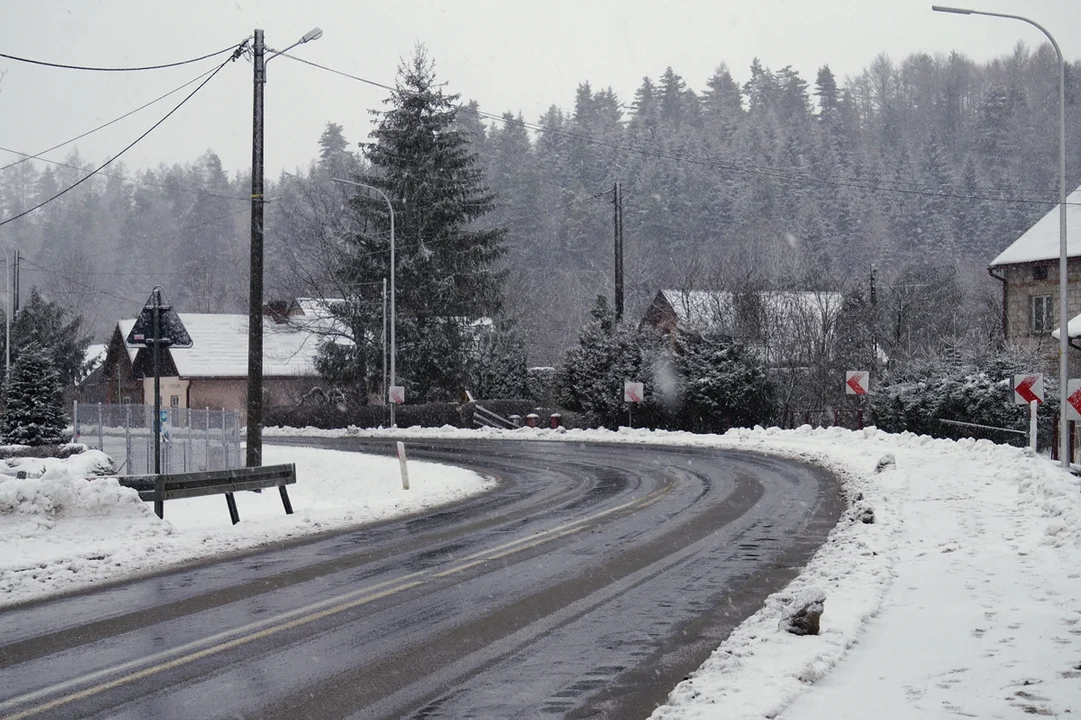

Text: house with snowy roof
xmin=99 ymin=304 xmax=336 ymax=415
xmin=640 ymin=288 xmax=843 ymax=369
xmin=988 ymin=185 xmax=1081 ymax=362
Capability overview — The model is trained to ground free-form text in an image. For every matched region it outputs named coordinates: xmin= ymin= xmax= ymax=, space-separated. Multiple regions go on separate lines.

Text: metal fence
xmin=72 ymin=402 xmax=243 ymax=475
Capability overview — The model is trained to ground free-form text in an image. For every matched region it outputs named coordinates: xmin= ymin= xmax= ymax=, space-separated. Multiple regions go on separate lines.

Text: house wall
xmin=186 ymin=377 xmax=317 ymax=419
xmin=998 ymin=258 xmax=1081 ymax=374
xmin=142 ymin=377 xmax=190 ymax=408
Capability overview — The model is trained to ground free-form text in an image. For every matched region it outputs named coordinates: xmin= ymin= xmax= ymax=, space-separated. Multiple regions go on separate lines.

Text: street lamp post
xmin=0 ymin=245 xmax=9 ymax=377
xmin=331 ymin=178 xmax=397 ymax=428
xmin=933 ymin=5 xmax=1069 ymax=468
xmin=246 ymin=27 xmax=322 ymax=468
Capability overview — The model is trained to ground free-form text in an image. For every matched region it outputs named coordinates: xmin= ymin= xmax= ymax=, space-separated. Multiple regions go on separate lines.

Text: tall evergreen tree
xmin=324 ymin=45 xmax=506 ymax=402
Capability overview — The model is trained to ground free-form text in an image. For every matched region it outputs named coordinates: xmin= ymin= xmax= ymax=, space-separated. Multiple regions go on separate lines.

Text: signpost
xmin=1013 ymin=374 xmax=1044 ymax=452
xmin=624 ymin=381 xmax=644 ymax=428
xmin=126 ymin=287 xmax=192 ymax=519
xmin=389 ymin=385 xmax=406 ymax=405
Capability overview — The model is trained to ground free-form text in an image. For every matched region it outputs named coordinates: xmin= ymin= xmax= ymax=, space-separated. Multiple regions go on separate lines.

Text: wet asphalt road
xmin=0 ymin=438 xmax=843 ymax=719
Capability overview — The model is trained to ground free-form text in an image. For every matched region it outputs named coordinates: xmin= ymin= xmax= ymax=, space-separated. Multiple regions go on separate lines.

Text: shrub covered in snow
xmin=869 ymin=351 xmax=1054 ymax=446
xmin=2 ymin=344 xmax=69 ymax=447
xmin=557 ymin=297 xmax=776 ymax=431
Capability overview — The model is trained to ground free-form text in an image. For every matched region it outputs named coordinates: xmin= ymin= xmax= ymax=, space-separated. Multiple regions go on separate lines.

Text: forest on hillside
xmin=1 ymin=43 xmax=1079 ymax=366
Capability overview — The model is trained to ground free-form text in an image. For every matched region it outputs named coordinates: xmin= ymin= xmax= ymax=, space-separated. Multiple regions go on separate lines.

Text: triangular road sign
xmin=125 ymin=287 xmax=193 ymax=348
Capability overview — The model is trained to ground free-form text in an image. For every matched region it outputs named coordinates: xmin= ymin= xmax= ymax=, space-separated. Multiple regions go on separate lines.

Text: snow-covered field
xmin=3 ymin=425 xmax=1081 ymax=718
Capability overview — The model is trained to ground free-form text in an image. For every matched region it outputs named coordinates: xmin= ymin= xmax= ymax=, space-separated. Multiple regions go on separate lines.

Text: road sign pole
xmin=1030 ymin=399 xmax=1038 ymax=452
xmin=152 ymin=288 xmax=164 ymax=518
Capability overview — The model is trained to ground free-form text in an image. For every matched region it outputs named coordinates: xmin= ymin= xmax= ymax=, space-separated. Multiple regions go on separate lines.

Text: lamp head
xmin=301 ymin=27 xmax=323 ymax=43
xmin=931 ymin=5 xmax=974 ymax=14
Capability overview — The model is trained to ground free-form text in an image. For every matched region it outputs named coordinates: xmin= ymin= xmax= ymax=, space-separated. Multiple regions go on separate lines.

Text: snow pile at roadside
xmin=650 ymin=428 xmax=1081 ymax=719
xmin=0 ymin=446 xmax=495 ymax=608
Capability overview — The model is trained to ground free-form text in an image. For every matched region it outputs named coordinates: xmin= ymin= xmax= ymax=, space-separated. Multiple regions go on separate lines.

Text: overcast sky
xmin=1 ymin=0 xmax=1078 ymax=179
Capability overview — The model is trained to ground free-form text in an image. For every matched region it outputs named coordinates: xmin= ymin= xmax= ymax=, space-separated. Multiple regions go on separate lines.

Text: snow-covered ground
xmin=0 ymin=444 xmax=495 ymax=607
xmin=3 ymin=425 xmax=1081 ymax=718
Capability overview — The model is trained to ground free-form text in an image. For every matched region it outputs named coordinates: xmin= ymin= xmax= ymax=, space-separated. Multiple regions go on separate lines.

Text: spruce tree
xmin=2 ymin=344 xmax=68 ymax=447
xmin=325 ymin=44 xmax=506 ymax=403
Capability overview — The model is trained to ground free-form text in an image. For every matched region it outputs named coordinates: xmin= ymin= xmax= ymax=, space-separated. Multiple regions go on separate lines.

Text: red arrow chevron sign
xmin=845 ymin=370 xmax=869 ymax=396
xmin=1013 ymin=374 xmax=1044 ymax=405
xmin=1067 ymin=380 xmax=1081 ymax=421
xmin=624 ymin=381 xmax=644 ymax=403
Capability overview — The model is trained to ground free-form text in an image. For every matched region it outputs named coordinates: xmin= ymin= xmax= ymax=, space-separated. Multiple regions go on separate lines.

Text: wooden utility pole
xmin=613 ymin=183 xmax=624 ymax=322
xmin=246 ymin=29 xmax=265 ymax=468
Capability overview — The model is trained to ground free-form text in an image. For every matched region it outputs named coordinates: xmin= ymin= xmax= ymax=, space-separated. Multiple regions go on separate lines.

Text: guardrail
xmin=473 ymin=404 xmax=517 ymax=430
xmin=117 ymin=463 xmax=296 ymax=525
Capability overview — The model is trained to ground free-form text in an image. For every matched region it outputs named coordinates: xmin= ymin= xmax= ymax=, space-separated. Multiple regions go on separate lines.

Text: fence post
xmin=205 ymin=407 xmax=210 ymax=471
xmin=221 ymin=408 xmax=228 ymax=468
xmin=124 ymin=403 xmax=132 ymax=472
xmin=97 ymin=403 xmax=104 ymax=451
xmin=72 ymin=400 xmax=79 ymax=444
xmin=1053 ymin=415 xmax=1060 ymax=461
xmin=185 ymin=407 xmax=192 ymax=473
xmin=1071 ymin=421 xmax=1076 ymax=465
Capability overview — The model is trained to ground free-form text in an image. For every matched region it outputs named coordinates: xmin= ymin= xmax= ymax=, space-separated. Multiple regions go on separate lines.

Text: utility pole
xmin=869 ymin=263 xmax=877 ymax=369
xmin=246 ymin=29 xmax=265 ymax=469
xmin=613 ymin=182 xmax=624 ymax=322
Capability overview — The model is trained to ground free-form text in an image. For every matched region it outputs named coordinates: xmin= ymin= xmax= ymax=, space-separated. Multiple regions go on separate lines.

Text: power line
xmin=0 ymin=43 xmax=246 ymax=228
xmin=0 ymin=147 xmax=251 ymax=203
xmin=19 ymin=257 xmax=142 ymax=305
xmin=282 ymin=54 xmax=1077 ymax=209
xmin=0 ymin=43 xmax=242 ymax=72
xmin=0 ymin=64 xmax=221 ymax=173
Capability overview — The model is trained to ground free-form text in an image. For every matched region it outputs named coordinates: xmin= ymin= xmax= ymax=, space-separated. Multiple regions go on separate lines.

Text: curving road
xmin=0 ymin=438 xmax=842 ymax=719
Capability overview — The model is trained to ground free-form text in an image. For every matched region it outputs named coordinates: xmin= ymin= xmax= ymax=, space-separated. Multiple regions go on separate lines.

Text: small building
xmin=99 ymin=307 xmax=333 ymax=416
xmin=988 ymin=185 xmax=1081 ymax=368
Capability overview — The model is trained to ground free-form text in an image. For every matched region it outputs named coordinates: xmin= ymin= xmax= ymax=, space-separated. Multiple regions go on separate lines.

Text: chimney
xmin=264 ymin=300 xmax=289 ymax=324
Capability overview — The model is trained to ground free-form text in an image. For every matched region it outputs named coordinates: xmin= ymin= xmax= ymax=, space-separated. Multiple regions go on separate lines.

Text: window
xmin=1031 ymin=295 xmax=1054 ymax=334
xmin=1033 ymin=265 xmax=1048 ymax=281
xmin=170 ymin=395 xmax=180 ymax=408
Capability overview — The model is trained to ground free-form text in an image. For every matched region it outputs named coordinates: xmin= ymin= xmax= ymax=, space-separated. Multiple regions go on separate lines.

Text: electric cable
xmin=0 ymin=43 xmax=241 ymax=72
xmin=0 ymin=147 xmax=251 ymax=202
xmin=0 ymin=41 xmax=247 ymax=228
xmin=0 ymin=64 xmax=221 ymax=172
xmin=19 ymin=257 xmax=143 ymax=305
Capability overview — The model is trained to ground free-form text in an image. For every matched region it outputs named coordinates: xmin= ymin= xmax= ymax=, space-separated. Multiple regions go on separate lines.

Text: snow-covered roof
xmin=659 ymin=289 xmax=843 ymax=329
xmin=989 ymin=185 xmax=1081 ymax=266
xmin=1051 ymin=311 xmax=1081 ymax=340
xmin=118 ymin=314 xmax=324 ymax=378
xmin=84 ymin=344 xmax=107 ymax=369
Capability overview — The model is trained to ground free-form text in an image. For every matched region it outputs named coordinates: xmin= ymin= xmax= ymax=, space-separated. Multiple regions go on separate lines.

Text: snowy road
xmin=0 ymin=439 xmax=841 ymax=719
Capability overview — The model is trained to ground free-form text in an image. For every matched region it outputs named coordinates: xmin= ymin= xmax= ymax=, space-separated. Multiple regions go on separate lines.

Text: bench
xmin=117 ymin=463 xmax=296 ymax=525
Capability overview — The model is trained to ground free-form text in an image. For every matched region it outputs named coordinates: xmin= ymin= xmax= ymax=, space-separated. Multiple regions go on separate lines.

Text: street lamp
xmin=933 ymin=5 xmax=1068 ymax=468
xmin=246 ymin=26 xmax=322 ymax=468
xmin=331 ymin=177 xmax=397 ymax=428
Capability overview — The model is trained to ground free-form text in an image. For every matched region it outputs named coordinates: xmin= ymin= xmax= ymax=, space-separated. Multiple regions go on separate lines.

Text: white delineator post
xmin=396 ymin=441 xmax=410 ymax=490
xmin=1030 ymin=399 xmax=1039 ymax=452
